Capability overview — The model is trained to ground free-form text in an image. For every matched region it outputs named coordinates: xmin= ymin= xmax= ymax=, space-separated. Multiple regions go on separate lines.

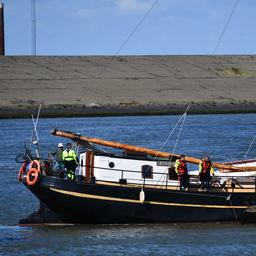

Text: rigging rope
xmin=154 ymin=106 xmax=189 ymax=158
xmin=141 ymin=105 xmax=189 ymax=191
xmin=170 ymin=105 xmax=189 ymax=158
xmin=153 ymin=106 xmax=189 ymax=187
xmin=243 ymin=135 xmax=256 ymax=160
xmin=226 ymin=194 xmax=239 ymax=222
xmin=212 ymin=0 xmax=240 ymax=54
xmin=78 ymin=0 xmax=160 ymax=102
xmin=30 ymin=104 xmax=41 ymax=151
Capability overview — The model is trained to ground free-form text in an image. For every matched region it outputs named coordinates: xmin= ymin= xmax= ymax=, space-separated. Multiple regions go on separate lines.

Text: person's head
xmin=203 ymin=156 xmax=210 ymax=162
xmin=58 ymin=143 xmax=64 ymax=149
xmin=66 ymin=143 xmax=72 ymax=150
xmin=180 ymin=154 xmax=185 ymax=161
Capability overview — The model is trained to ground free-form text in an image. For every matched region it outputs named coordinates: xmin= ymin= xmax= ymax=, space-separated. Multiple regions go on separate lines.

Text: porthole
xmin=109 ymin=162 xmax=115 ymax=168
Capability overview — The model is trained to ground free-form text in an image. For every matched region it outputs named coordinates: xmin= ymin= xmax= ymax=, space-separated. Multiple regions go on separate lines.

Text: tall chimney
xmin=0 ymin=3 xmax=5 ymax=55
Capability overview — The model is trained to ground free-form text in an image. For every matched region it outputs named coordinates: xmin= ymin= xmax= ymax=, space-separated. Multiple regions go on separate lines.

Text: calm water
xmin=1 ymin=114 xmax=256 ymax=255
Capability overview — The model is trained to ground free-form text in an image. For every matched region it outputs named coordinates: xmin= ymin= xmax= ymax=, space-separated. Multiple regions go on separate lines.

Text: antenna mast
xmin=0 ymin=3 xmax=5 ymax=55
xmin=31 ymin=0 xmax=37 ymax=55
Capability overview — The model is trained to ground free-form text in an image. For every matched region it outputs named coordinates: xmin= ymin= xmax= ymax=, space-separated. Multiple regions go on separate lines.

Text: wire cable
xmin=78 ymin=0 xmax=160 ymax=102
xmin=212 ymin=0 xmax=240 ymax=54
xmin=170 ymin=105 xmax=189 ymax=157
xmin=243 ymin=135 xmax=256 ymax=160
xmin=153 ymin=106 xmax=189 ymax=187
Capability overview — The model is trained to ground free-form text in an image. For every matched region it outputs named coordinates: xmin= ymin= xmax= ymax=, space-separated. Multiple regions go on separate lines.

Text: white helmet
xmin=58 ymin=143 xmax=64 ymax=148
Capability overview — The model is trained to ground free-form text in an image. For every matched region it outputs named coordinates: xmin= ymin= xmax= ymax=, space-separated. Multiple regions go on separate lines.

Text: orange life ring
xmin=29 ymin=160 xmax=41 ymax=174
xmin=18 ymin=162 xmax=27 ymax=182
xmin=26 ymin=168 xmax=39 ymax=186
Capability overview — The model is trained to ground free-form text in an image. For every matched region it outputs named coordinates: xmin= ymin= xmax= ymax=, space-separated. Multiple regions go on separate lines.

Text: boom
xmin=51 ymin=129 xmax=246 ymax=172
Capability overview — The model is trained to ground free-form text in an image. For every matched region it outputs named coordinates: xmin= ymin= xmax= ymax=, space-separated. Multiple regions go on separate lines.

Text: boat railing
xmin=23 ymin=158 xmax=256 ymax=191
xmin=75 ymin=163 xmax=256 ymax=191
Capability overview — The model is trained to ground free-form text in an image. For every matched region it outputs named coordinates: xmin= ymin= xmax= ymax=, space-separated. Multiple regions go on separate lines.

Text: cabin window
xmin=168 ymin=166 xmax=178 ymax=180
xmin=142 ymin=165 xmax=153 ymax=179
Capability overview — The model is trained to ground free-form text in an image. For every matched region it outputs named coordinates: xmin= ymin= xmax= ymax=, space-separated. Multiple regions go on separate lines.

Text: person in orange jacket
xmin=175 ymin=155 xmax=189 ymax=191
xmin=199 ymin=156 xmax=215 ymax=191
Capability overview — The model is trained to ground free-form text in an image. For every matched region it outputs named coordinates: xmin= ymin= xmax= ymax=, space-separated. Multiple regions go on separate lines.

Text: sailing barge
xmin=18 ymin=129 xmax=256 ymax=223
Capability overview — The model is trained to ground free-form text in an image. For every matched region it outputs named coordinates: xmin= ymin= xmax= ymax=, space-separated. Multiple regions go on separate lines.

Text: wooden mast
xmin=51 ymin=129 xmax=245 ymax=172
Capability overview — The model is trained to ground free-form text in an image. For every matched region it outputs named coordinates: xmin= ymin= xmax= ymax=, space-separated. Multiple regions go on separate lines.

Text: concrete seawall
xmin=1 ymin=55 xmax=256 ymax=118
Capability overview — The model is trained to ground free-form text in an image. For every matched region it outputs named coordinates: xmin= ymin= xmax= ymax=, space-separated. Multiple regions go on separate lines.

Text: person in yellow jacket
xmin=198 ymin=156 xmax=214 ymax=191
xmin=62 ymin=143 xmax=78 ymax=180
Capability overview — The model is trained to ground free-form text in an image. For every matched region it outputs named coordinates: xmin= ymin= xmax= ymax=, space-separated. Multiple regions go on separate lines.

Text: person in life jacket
xmin=175 ymin=155 xmax=189 ymax=191
xmin=62 ymin=143 xmax=78 ymax=180
xmin=199 ymin=156 xmax=215 ymax=191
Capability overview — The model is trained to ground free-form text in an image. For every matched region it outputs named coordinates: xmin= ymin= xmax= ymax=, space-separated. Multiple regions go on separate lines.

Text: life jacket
xmin=201 ymin=160 xmax=212 ymax=174
xmin=62 ymin=149 xmax=77 ymax=163
xmin=177 ymin=160 xmax=187 ymax=175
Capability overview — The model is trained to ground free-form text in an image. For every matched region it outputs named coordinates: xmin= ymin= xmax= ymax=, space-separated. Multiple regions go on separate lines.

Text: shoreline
xmin=1 ymin=102 xmax=256 ymax=119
